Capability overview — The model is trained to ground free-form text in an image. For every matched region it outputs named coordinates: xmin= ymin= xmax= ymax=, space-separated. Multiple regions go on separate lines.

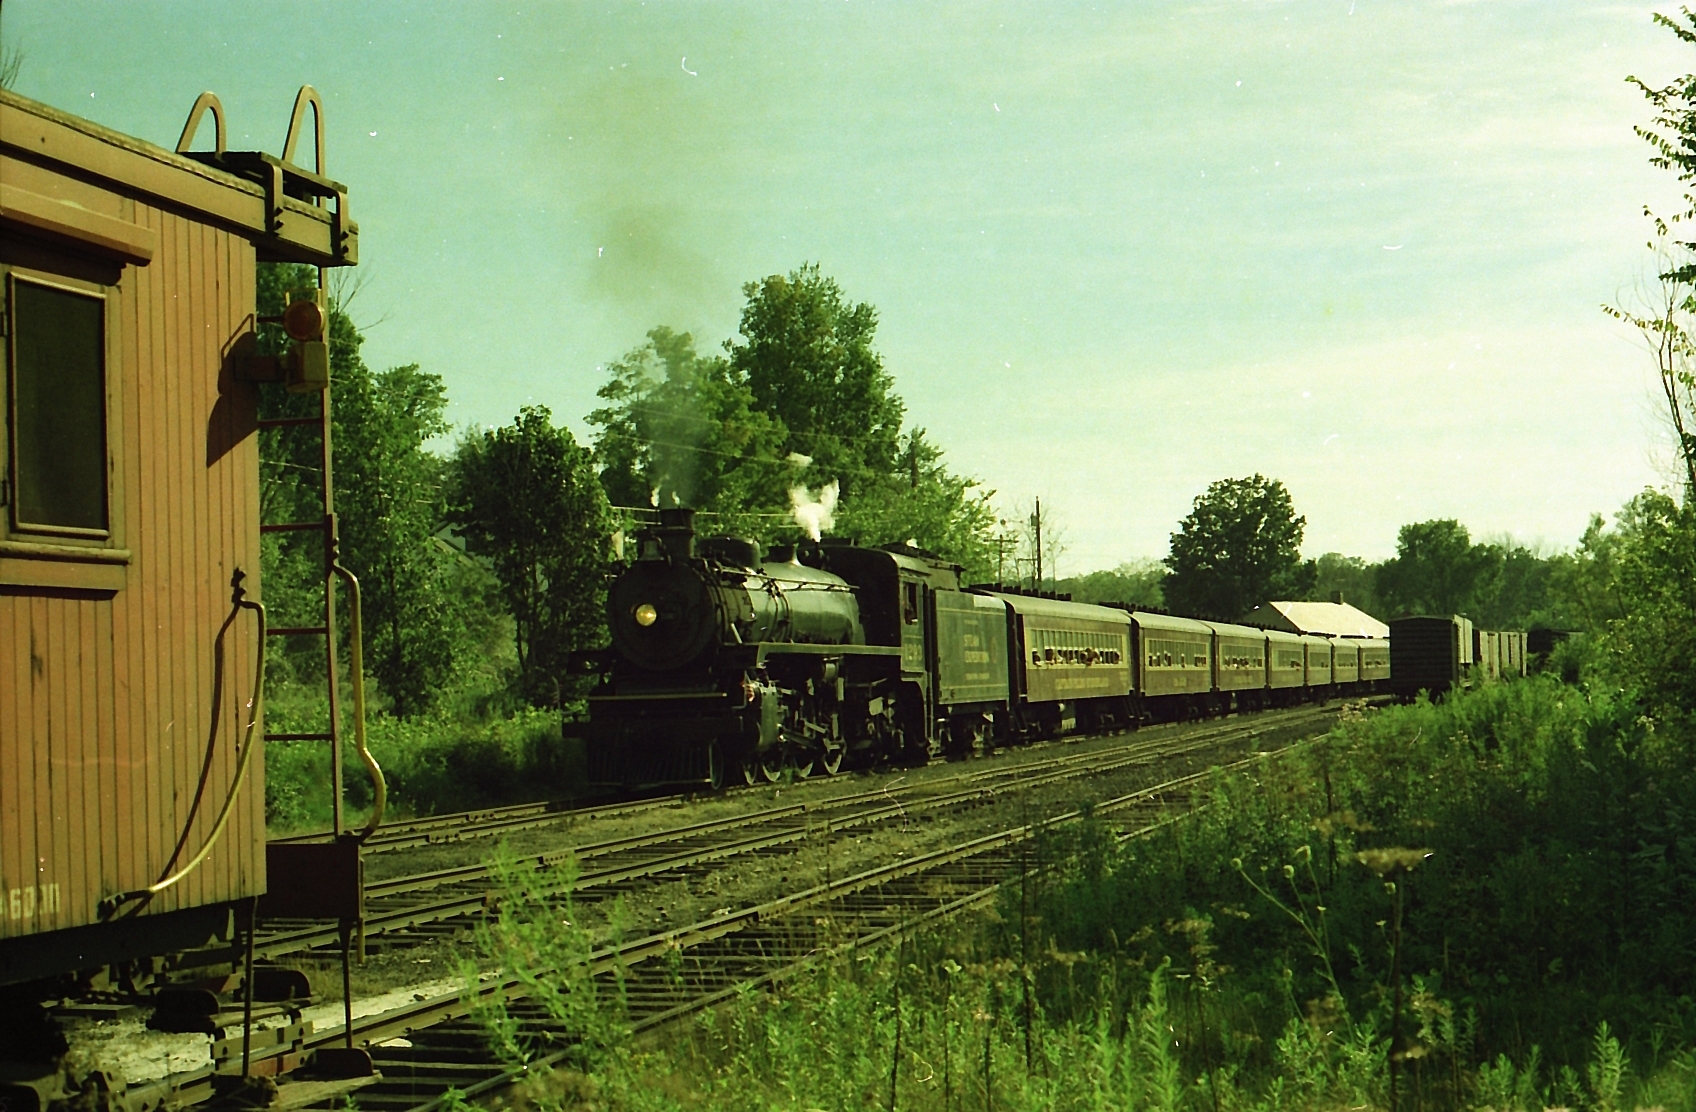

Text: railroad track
xmin=269 ymin=702 xmax=1341 ymax=857
xmin=250 ymin=705 xmax=1337 ymax=962
xmin=271 ymin=792 xmax=666 ymax=855
xmin=278 ymin=741 xmax=1304 ymax=1112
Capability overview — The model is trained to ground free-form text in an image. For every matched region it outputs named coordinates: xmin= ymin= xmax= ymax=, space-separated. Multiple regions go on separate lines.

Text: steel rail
xmin=285 ymin=744 xmax=1299 ymax=1112
xmin=270 ymin=702 xmax=1337 ymax=855
xmin=250 ymin=707 xmax=1335 ymax=961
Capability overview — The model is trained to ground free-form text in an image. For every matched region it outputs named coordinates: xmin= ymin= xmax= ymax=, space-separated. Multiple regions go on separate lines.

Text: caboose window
xmin=7 ymin=276 xmax=108 ymax=534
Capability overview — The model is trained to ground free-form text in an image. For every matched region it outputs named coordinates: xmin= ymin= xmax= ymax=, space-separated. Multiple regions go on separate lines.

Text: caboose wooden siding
xmin=0 ymin=89 xmax=351 ymax=955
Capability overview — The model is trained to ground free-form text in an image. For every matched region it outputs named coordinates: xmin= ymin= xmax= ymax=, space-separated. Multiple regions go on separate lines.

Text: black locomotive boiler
xmin=582 ymin=508 xmax=1008 ymax=788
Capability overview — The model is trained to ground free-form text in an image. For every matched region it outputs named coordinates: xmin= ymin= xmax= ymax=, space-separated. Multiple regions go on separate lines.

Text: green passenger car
xmin=1202 ymin=620 xmax=1268 ymax=694
xmin=1266 ymin=630 xmax=1306 ymax=691
xmin=1131 ymin=611 xmax=1214 ymax=698
xmin=934 ymin=590 xmax=1010 ymax=707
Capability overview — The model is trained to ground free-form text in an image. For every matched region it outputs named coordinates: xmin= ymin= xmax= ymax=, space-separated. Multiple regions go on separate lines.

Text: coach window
xmin=0 ymin=264 xmax=126 ymax=591
xmin=7 ymin=275 xmax=108 ymax=534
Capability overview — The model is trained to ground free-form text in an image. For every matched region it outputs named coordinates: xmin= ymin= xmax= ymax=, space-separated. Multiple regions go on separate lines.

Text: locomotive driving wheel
xmin=818 ymin=741 xmax=845 ymax=776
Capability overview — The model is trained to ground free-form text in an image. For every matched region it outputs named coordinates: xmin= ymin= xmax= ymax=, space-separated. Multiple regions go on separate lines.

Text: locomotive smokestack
xmin=656 ymin=507 xmax=697 ymax=561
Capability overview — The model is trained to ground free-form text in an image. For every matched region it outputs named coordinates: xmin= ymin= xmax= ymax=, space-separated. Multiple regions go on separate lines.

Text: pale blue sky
xmin=7 ymin=2 xmax=1689 ymax=570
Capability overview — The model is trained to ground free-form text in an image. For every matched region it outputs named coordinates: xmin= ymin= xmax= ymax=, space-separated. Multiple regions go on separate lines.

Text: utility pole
xmin=1030 ymin=498 xmax=1043 ymax=594
xmin=994 ymin=520 xmax=1020 ymax=586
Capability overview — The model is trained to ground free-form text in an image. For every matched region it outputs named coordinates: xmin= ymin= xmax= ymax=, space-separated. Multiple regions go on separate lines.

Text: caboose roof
xmin=0 ymin=88 xmax=355 ymax=267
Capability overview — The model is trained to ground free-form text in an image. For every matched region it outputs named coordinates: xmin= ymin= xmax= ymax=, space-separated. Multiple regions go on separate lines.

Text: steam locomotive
xmin=579 ymin=508 xmax=1392 ymax=789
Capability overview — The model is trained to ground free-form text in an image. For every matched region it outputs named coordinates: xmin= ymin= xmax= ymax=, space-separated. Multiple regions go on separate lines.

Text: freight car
xmin=0 ymin=82 xmax=362 ymax=1047
xmin=1388 ymin=615 xmax=1525 ymax=699
xmin=582 ymin=512 xmax=1398 ymax=789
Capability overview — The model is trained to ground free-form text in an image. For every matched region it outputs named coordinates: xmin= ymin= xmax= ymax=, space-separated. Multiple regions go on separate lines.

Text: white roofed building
xmin=1241 ymin=598 xmax=1390 ymax=639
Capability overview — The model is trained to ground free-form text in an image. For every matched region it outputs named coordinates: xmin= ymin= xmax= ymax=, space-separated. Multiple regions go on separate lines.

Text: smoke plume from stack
xmin=789 ymin=481 xmax=839 ymax=541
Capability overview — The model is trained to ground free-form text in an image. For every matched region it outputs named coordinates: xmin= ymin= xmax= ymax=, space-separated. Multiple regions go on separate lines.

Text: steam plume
xmin=789 ymin=481 xmax=839 ymax=541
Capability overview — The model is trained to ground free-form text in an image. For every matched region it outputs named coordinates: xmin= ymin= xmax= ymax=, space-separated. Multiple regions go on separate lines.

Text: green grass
xmin=263 ymin=677 xmax=586 ymax=834
xmin=456 ymin=675 xmax=1696 ymax=1110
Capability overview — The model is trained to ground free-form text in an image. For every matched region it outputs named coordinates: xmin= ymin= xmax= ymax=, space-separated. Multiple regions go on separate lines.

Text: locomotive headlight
xmin=633 ymin=603 xmax=658 ymax=627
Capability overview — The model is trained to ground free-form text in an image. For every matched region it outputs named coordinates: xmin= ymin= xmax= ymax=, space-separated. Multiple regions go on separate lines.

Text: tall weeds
xmin=461 ymin=679 xmax=1696 ymax=1109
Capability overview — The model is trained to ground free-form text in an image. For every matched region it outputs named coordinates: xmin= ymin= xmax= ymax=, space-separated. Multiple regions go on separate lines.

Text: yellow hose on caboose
xmin=100 ymin=571 xmax=267 ymax=918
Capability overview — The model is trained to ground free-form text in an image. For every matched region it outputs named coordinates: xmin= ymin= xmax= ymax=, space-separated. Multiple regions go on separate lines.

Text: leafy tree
xmin=1553 ymin=492 xmax=1696 ymax=719
xmin=1310 ymin=552 xmax=1382 ymax=616
xmin=726 ymin=263 xmax=905 ymax=494
xmin=1055 ymin=559 xmax=1168 ymax=609
xmin=833 ymin=428 xmax=999 ymax=582
xmin=256 ymin=264 xmax=468 ymax=714
xmin=1162 ymin=475 xmax=1315 ymax=621
xmin=1375 ymin=519 xmax=1501 ymax=618
xmin=448 ymin=406 xmax=611 ymax=706
xmin=588 ymin=326 xmax=790 ymax=535
xmin=332 ymin=362 xmax=464 ymax=715
xmin=591 ymin=267 xmax=998 ymax=575
xmin=1471 ymin=540 xmax=1558 ymax=630
xmin=1617 ymin=13 xmax=1696 ymax=497
xmin=1547 ymin=514 xmax=1628 ymax=633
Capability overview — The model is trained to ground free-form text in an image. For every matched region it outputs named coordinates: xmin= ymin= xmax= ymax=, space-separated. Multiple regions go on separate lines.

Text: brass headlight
xmin=633 ymin=603 xmax=658 ymax=627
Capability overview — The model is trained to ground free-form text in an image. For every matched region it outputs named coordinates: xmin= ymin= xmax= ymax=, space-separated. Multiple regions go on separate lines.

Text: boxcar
xmin=1504 ymin=631 xmax=1526 ymax=677
xmin=1479 ymin=629 xmax=1502 ymax=681
xmin=1389 ymin=616 xmax=1473 ymax=699
xmin=0 ymin=88 xmax=354 ymax=984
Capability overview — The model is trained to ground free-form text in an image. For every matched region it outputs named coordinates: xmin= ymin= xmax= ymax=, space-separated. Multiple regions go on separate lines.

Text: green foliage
xmin=256 ymin=264 xmax=479 ymax=715
xmin=1163 ymin=474 xmax=1315 ymax=621
xmin=1375 ymin=518 xmax=1498 ymax=618
xmin=1617 ymin=13 xmax=1696 ymax=498
xmin=588 ymin=326 xmax=789 ymax=527
xmin=1547 ymin=513 xmax=1628 ymax=633
xmin=1561 ymin=490 xmax=1696 ymax=721
xmin=1028 ymin=680 xmax=1696 ymax=1082
xmin=448 ymin=406 xmax=612 ymax=707
xmin=263 ymin=680 xmax=575 ymax=832
xmin=726 ymin=262 xmax=904 ymax=491
xmin=833 ymin=428 xmax=1001 ymax=583
xmin=465 ymin=849 xmax=626 ymax=1073
xmin=589 ymin=266 xmax=999 ymax=577
xmin=1310 ymin=552 xmax=1380 ymax=615
xmin=1056 ymin=559 xmax=1168 ymax=608
xmin=331 ymin=361 xmax=464 ymax=715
